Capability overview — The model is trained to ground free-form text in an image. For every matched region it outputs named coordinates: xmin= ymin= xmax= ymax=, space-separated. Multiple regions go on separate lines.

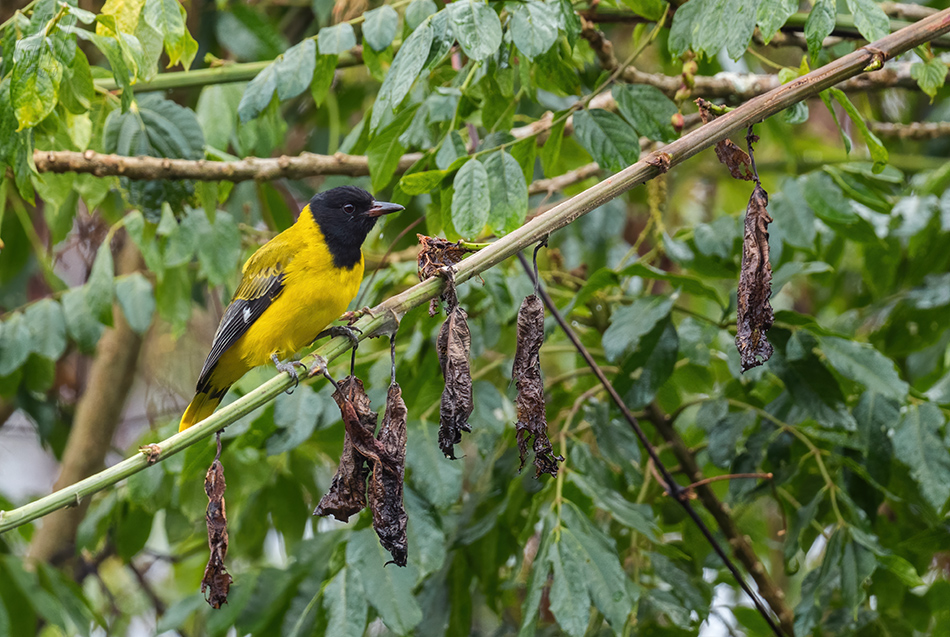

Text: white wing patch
xmin=243 ymin=306 xmax=252 ymax=323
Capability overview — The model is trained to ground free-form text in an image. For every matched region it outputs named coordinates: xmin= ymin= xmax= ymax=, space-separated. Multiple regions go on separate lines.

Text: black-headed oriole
xmin=179 ymin=186 xmax=403 ymax=431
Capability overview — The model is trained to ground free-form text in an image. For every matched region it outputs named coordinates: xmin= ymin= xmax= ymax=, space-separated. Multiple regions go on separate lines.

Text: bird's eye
xmin=343 ymin=203 xmax=356 ymax=214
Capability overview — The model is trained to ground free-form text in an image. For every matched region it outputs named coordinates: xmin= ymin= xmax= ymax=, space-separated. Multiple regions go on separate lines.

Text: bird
xmin=178 ymin=186 xmax=404 ymax=431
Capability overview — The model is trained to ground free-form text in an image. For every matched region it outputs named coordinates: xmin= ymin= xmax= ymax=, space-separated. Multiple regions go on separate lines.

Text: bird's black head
xmin=308 ymin=186 xmax=404 ymax=269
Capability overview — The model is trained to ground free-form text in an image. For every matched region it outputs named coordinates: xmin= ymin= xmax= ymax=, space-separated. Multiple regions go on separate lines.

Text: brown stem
xmin=869 ymin=120 xmax=950 ymax=139
xmin=27 ymin=237 xmax=147 ymax=570
xmin=643 ymin=404 xmax=795 ymax=635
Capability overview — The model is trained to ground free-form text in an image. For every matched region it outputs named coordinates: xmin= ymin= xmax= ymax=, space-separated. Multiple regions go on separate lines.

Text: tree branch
xmin=3 ymin=8 xmax=948 ymax=537
xmin=643 ymin=403 xmax=795 ymax=633
xmin=869 ymin=120 xmax=950 ymax=139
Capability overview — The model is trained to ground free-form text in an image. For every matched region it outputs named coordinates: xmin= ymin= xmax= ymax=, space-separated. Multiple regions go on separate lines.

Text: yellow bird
xmin=179 ymin=186 xmax=403 ymax=431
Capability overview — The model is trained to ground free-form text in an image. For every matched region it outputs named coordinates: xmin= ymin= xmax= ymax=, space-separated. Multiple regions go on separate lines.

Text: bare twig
xmin=869 ymin=120 xmax=950 ymax=139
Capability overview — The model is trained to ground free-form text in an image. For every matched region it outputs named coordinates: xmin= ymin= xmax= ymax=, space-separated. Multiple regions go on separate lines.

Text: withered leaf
xmin=417 ymin=234 xmax=470 ymax=281
xmin=512 ymin=295 xmax=563 ymax=477
xmin=314 ymin=376 xmax=379 ymax=522
xmin=715 ymin=139 xmax=755 ymax=181
xmin=369 ymin=382 xmax=409 ymax=566
xmin=437 ymin=302 xmax=474 ymax=459
xmin=736 ymin=184 xmax=774 ymax=372
xmin=201 ymin=459 xmax=232 ymax=609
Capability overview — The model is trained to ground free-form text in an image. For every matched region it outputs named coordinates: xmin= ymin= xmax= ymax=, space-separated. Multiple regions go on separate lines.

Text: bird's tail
xmin=179 ymin=388 xmax=228 ymax=432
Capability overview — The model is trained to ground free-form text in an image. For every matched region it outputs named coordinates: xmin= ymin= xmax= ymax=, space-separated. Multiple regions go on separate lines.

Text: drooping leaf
xmin=447 ymin=0 xmax=502 ymax=61
xmin=482 ymin=150 xmax=528 ymax=236
xmin=756 ymin=0 xmax=797 ymax=44
xmin=602 ymin=296 xmax=674 ymax=363
xmin=115 ymin=273 xmax=155 ymax=335
xmin=371 ymin=20 xmax=433 ymax=130
xmin=891 ymin=403 xmax=950 ymax=511
xmin=507 ymin=0 xmax=558 ymax=60
xmin=451 ymin=158 xmax=491 ymax=238
xmin=572 ymin=109 xmax=640 ymax=173
xmin=318 ymin=22 xmax=356 ymax=55
xmin=805 ymin=0 xmax=836 ymax=63
xmin=818 ymin=336 xmax=908 ymax=401
xmin=845 ymin=0 xmax=890 ymax=44
xmin=363 ymin=5 xmax=399 ymax=51
xmin=910 ymin=57 xmax=947 ymax=101
xmin=346 ymin=529 xmax=422 ymax=634
xmin=612 ymin=84 xmax=679 ymax=143
xmin=85 ymin=240 xmax=115 ymax=325
xmin=275 ymin=38 xmax=316 ymax=101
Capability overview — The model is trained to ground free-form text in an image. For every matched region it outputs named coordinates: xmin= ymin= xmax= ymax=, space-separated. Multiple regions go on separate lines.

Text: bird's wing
xmin=195 ymin=244 xmax=290 ymax=392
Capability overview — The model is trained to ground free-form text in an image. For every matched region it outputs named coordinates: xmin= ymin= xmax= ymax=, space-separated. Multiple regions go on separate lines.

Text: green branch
xmin=2 ymin=8 xmax=949 ymax=535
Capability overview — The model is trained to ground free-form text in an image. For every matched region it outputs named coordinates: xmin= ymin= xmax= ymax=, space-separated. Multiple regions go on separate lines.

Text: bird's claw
xmin=341 ymin=306 xmax=375 ymax=325
xmin=307 ymin=355 xmax=343 ymax=393
xmin=272 ymin=354 xmax=307 ymax=394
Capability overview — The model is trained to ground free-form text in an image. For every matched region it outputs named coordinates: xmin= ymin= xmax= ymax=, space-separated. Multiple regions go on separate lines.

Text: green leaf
xmin=85 ymin=241 xmax=115 ymax=324
xmin=828 ymin=88 xmax=888 ymax=172
xmin=508 ymin=0 xmax=558 ymax=60
xmin=311 ymin=53 xmax=337 ymax=107
xmin=24 ymin=299 xmax=67 ymax=361
xmin=818 ymin=336 xmax=908 ymax=401
xmin=406 ymin=0 xmax=438 ymax=30
xmin=612 ymin=85 xmax=678 ymax=143
xmin=267 ymin=385 xmax=324 ymax=455
xmin=195 ymin=210 xmax=241 ymax=286
xmin=371 ymin=20 xmax=433 ymax=130
xmin=142 ymin=0 xmax=197 ymax=70
xmin=756 ymin=0 xmax=797 ymax=44
xmin=115 ymin=273 xmax=155 ymax=335
xmin=0 ymin=312 xmax=31 ymax=376
xmin=399 ymin=169 xmax=445 ymax=195
xmin=482 ymin=150 xmax=527 ymax=236
xmin=668 ymin=0 xmax=701 ymax=58
xmin=451 ymin=158 xmax=491 ymax=238
xmin=805 ymin=0 xmax=836 ymax=63
xmin=363 ymin=5 xmax=399 ymax=51
xmin=878 ymin=553 xmax=925 ymax=587
xmin=540 ymin=116 xmax=566 ymax=177
xmin=318 ymin=22 xmax=356 ymax=55
xmin=238 ymin=62 xmax=279 ymax=123
xmin=323 ymin=567 xmax=368 ymax=637
xmin=845 ymin=0 xmax=890 ymax=43
xmin=891 ymin=403 xmax=950 ymax=511
xmin=346 ymin=529 xmax=422 ymax=633
xmin=602 ymin=296 xmax=674 ymax=363
xmin=618 ymin=0 xmax=666 ymax=21
xmin=447 ymin=0 xmax=502 ymax=61
xmin=275 ymin=39 xmax=316 ymax=101
xmin=12 ymin=33 xmax=64 ymax=130
xmin=911 ymin=58 xmax=947 ymax=101
xmin=61 ymin=287 xmax=104 ymax=352
xmin=572 ymin=109 xmax=640 ymax=173
xmin=619 ymin=262 xmax=724 ymax=306
xmin=548 ymin=535 xmax=591 ymax=637
xmin=195 ymin=83 xmax=242 ymax=150
xmin=366 ymin=107 xmax=415 ymax=192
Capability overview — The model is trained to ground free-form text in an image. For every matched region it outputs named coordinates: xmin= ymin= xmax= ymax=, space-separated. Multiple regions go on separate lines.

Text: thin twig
xmin=516 ymin=252 xmax=787 ymax=637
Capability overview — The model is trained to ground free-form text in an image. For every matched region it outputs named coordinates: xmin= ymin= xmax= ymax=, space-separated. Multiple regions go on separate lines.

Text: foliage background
xmin=1 ymin=0 xmax=950 ymax=636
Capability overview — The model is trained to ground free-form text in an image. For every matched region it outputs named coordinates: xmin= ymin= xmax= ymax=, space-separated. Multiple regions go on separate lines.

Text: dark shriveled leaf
xmin=417 ymin=234 xmax=473 ymax=315
xmin=368 ymin=383 xmax=409 ymax=566
xmin=201 ymin=459 xmax=232 ymax=608
xmin=436 ymin=279 xmax=474 ymax=459
xmin=715 ymin=139 xmax=754 ymax=181
xmin=735 ymin=184 xmax=774 ymax=372
xmin=314 ymin=377 xmax=378 ymax=521
xmin=512 ymin=295 xmax=562 ymax=477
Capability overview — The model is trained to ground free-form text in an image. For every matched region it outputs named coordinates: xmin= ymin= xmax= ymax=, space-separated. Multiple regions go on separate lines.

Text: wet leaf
xmin=436 ymin=279 xmax=474 ymax=458
xmin=512 ymin=295 xmax=562 ymax=477
xmin=735 ymin=184 xmax=774 ymax=371
xmin=201 ymin=458 xmax=232 ymax=609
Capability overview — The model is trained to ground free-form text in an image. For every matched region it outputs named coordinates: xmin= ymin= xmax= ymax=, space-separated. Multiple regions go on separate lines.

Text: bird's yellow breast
xmin=211 ymin=213 xmax=363 ymax=385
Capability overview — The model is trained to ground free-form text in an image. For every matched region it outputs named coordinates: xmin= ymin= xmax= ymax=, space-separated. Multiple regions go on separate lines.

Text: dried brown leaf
xmin=369 ymin=382 xmax=409 ymax=566
xmin=512 ymin=295 xmax=563 ymax=477
xmin=417 ymin=234 xmax=470 ymax=281
xmin=735 ymin=184 xmax=774 ymax=372
xmin=437 ymin=301 xmax=474 ymax=459
xmin=715 ymin=139 xmax=754 ymax=181
xmin=314 ymin=376 xmax=379 ymax=521
xmin=201 ymin=459 xmax=232 ymax=609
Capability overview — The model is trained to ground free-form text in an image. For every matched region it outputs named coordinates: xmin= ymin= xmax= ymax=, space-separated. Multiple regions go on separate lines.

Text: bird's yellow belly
xmin=217 ymin=264 xmax=362 ymax=379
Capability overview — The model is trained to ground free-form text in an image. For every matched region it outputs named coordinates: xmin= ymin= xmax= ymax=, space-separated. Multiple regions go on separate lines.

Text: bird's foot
xmin=272 ymin=353 xmax=308 ymax=394
xmin=341 ymin=306 xmax=375 ymax=325
xmin=307 ymin=355 xmax=343 ymax=393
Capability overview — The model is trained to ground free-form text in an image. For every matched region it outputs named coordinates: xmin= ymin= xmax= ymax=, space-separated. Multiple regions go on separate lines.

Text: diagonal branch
xmin=3 ymin=8 xmax=948 ymax=539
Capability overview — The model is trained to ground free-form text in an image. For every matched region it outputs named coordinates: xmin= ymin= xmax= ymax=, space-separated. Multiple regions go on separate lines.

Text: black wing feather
xmin=195 ymin=267 xmax=285 ymax=393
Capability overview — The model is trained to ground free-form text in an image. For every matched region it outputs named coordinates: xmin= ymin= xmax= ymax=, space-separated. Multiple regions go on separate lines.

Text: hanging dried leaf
xmin=437 ymin=278 xmax=474 ymax=459
xmin=369 ymin=382 xmax=409 ymax=566
xmin=417 ymin=235 xmax=473 ymax=315
xmin=512 ymin=294 xmax=563 ymax=477
xmin=314 ymin=376 xmax=379 ymax=521
xmin=201 ymin=459 xmax=232 ymax=609
xmin=714 ymin=139 xmax=754 ymax=181
xmin=736 ymin=184 xmax=774 ymax=372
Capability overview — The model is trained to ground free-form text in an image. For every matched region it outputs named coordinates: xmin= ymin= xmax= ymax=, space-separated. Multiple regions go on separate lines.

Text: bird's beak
xmin=367 ymin=201 xmax=405 ymax=218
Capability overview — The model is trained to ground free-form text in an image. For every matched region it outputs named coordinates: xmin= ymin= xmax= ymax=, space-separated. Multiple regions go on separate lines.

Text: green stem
xmin=0 ymin=0 xmax=38 ymax=34
xmin=2 ymin=10 xmax=948 ymax=534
